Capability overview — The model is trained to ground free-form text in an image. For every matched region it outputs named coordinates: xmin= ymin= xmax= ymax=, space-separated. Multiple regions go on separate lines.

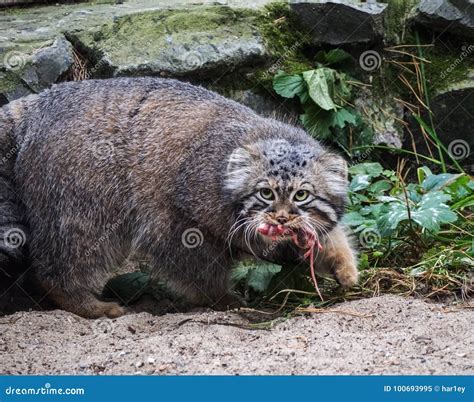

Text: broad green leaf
xmin=362 ymin=203 xmax=385 ymax=218
xmin=410 ymin=192 xmax=457 ymax=231
xmin=377 ymin=202 xmax=407 ymax=236
xmin=406 ymin=183 xmax=422 ymax=203
xmin=231 ymin=261 xmax=282 ymax=293
xmin=368 ymin=180 xmax=392 ymax=195
xmin=103 ymin=272 xmax=150 ymax=303
xmin=352 ymin=193 xmax=371 ymax=203
xmin=300 ymin=104 xmax=358 ymax=140
xmin=342 ymin=211 xmax=366 ymax=226
xmin=300 ymin=104 xmax=334 ymax=139
xmin=349 ymin=174 xmax=371 ymax=192
xmin=302 ymin=69 xmax=336 ymax=111
xmin=445 ymin=175 xmax=473 ymax=202
xmin=422 ymin=173 xmax=460 ymax=191
xmin=333 ymin=107 xmax=358 ymax=128
xmin=231 ymin=262 xmax=251 ymax=282
xmin=348 ymin=162 xmax=384 ymax=178
xmin=247 ymin=263 xmax=282 ymax=292
xmin=273 ymin=72 xmax=306 ymax=99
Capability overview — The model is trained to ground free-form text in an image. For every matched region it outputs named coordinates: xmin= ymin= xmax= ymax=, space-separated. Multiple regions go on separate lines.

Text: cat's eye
xmin=294 ymin=190 xmax=309 ymax=202
xmin=259 ymin=188 xmax=275 ymax=201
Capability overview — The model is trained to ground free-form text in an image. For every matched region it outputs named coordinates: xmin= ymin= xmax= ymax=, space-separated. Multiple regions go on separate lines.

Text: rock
xmin=71 ymin=7 xmax=268 ymax=78
xmin=224 ymin=88 xmax=298 ymax=119
xmin=353 ymin=88 xmax=405 ymax=148
xmin=414 ymin=0 xmax=474 ymax=38
xmin=290 ymin=0 xmax=387 ymax=45
xmin=0 ymin=1 xmax=273 ymax=103
xmin=0 ymin=38 xmax=74 ymax=105
xmin=406 ymin=74 xmax=474 ymax=169
xmin=24 ymin=37 xmax=74 ymax=92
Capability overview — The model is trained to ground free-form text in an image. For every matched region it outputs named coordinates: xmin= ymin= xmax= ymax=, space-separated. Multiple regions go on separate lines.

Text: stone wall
xmin=0 ymin=0 xmax=472 ymax=165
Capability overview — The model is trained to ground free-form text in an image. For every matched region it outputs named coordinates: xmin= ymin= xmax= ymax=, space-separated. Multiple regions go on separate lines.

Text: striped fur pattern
xmin=0 ymin=77 xmax=358 ymax=318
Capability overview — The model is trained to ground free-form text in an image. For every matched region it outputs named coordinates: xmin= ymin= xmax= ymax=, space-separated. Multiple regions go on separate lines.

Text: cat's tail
xmin=0 ymin=101 xmax=29 ymax=280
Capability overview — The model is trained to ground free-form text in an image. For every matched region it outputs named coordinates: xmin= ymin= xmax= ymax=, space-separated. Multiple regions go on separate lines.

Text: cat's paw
xmin=334 ymin=260 xmax=359 ymax=288
xmin=212 ymin=292 xmax=246 ymax=311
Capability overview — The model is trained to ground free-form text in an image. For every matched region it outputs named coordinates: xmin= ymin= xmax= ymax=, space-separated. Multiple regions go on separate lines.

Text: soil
xmin=1 ymin=295 xmax=472 ymax=375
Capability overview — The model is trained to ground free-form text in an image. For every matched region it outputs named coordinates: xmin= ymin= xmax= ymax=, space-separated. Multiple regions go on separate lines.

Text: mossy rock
xmin=0 ymin=38 xmax=74 ymax=105
xmin=69 ymin=6 xmax=270 ymax=78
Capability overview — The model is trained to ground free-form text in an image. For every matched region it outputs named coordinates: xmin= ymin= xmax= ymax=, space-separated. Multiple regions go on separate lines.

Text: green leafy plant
xmin=232 ymin=260 xmax=282 ymax=294
xmin=272 ymin=50 xmax=373 ymax=154
xmin=343 ymin=162 xmax=473 ymax=274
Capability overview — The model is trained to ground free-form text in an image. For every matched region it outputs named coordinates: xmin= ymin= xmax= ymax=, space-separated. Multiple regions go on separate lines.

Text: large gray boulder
xmin=0 ymin=38 xmax=74 ymax=105
xmin=407 ymin=74 xmax=474 ymax=169
xmin=289 ymin=0 xmax=387 ymax=45
xmin=0 ymin=1 xmax=272 ymax=103
xmin=70 ymin=7 xmax=268 ymax=78
xmin=414 ymin=0 xmax=474 ymax=38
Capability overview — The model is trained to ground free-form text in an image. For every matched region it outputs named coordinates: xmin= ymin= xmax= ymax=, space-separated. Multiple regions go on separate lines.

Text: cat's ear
xmin=225 ymin=145 xmax=260 ymax=194
xmin=313 ymin=153 xmax=348 ymax=198
xmin=328 ymin=154 xmax=348 ymax=180
xmin=317 ymin=152 xmax=348 ymax=180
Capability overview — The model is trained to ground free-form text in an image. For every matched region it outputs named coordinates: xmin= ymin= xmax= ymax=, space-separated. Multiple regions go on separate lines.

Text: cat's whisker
xmin=243 ymin=219 xmax=258 ymax=258
xmin=226 ymin=217 xmax=249 ymax=246
xmin=306 ymin=216 xmax=335 ymax=251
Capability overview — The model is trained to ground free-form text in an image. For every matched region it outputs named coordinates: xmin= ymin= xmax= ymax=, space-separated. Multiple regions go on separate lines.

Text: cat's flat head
xmin=225 ymin=138 xmax=348 ymax=244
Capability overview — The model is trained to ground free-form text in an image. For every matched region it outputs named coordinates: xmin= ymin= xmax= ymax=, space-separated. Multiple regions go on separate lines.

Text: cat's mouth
xmin=257 ymin=222 xmax=291 ymax=238
xmin=257 ymin=222 xmax=313 ymax=248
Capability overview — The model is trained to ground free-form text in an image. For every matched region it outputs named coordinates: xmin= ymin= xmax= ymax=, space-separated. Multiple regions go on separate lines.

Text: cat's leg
xmin=41 ymin=275 xmax=127 ymax=318
xmin=32 ymin=226 xmax=129 ymax=318
xmin=315 ymin=225 xmax=358 ymax=287
xmin=149 ymin=232 xmax=242 ymax=311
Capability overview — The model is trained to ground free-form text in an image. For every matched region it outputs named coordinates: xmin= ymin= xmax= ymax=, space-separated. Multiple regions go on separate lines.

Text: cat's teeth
xmin=257 ymin=223 xmax=271 ymax=235
xmin=257 ymin=223 xmax=288 ymax=237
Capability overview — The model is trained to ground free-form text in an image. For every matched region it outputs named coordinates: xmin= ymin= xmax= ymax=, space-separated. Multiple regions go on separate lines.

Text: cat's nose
xmin=276 ymin=215 xmax=288 ymax=224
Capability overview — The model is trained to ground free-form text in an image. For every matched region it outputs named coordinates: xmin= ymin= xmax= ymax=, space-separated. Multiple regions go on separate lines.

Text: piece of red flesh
xmin=257 ymin=223 xmax=324 ymax=301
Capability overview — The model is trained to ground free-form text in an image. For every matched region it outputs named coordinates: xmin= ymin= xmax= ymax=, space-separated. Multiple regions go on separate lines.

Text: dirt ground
xmin=0 ymin=294 xmax=472 ymax=375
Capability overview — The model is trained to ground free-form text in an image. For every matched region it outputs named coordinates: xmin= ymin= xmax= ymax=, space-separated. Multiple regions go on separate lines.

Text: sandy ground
xmin=0 ymin=295 xmax=473 ymax=375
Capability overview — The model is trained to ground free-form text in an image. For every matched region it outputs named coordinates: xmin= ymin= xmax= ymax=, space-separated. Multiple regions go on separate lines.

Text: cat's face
xmin=225 ymin=139 xmax=348 ymax=245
